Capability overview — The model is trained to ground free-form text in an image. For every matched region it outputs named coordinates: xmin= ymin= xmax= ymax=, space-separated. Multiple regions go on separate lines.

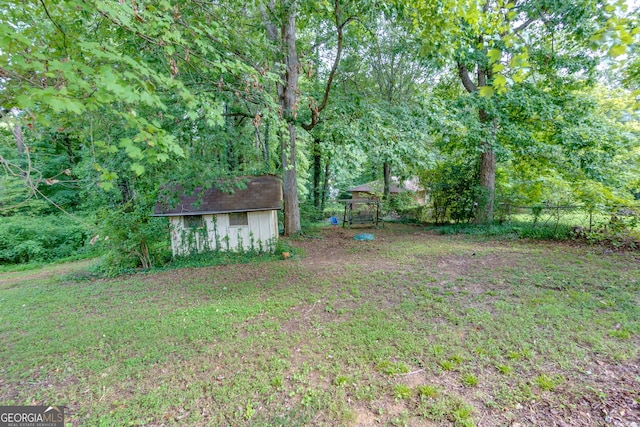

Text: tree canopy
xmin=1 ymin=0 xmax=638 ymax=267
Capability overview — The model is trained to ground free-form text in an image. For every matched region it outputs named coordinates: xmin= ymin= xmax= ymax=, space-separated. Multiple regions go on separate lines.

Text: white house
xmin=153 ymin=175 xmax=282 ymax=256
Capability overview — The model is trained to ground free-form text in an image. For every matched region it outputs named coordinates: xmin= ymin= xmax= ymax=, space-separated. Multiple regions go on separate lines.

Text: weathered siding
xmin=247 ymin=210 xmax=278 ymax=251
xmin=169 ymin=211 xmax=278 ymax=256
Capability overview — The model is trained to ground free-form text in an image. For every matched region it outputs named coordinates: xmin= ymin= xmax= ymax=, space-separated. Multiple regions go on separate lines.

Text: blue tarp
xmin=353 ymin=233 xmax=375 ymax=241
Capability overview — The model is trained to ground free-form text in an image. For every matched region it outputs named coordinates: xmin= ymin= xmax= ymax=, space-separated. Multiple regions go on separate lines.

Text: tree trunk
xmin=312 ymin=137 xmax=321 ymax=208
xmin=383 ymin=161 xmax=391 ymax=200
xmin=458 ymin=61 xmax=496 ymax=224
xmin=282 ymin=123 xmax=301 ymax=234
xmin=262 ymin=0 xmax=348 ymax=233
xmin=139 ymin=240 xmax=151 ymax=269
xmin=278 ymin=0 xmax=301 ymax=235
xmin=263 ymin=120 xmax=270 ymax=166
xmin=320 ymin=153 xmax=331 ymax=215
xmin=13 ymin=123 xmax=24 ymax=157
xmin=473 ymin=106 xmax=496 ymax=223
xmin=64 ymin=135 xmax=75 ymax=165
xmin=474 ymin=148 xmax=496 ymax=224
xmin=264 ymin=0 xmax=301 ymax=236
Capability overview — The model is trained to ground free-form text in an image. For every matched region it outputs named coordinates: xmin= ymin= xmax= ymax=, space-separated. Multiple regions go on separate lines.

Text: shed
xmin=153 ymin=175 xmax=282 ymax=256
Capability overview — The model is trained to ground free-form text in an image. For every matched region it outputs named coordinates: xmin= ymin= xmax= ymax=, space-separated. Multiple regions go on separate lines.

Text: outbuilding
xmin=153 ymin=175 xmax=282 ymax=256
xmin=348 ymin=177 xmax=426 ymax=203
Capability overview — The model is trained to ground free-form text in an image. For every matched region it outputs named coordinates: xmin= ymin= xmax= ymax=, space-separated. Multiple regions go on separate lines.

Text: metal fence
xmin=494 ymin=204 xmax=640 ymax=232
xmin=412 ymin=203 xmax=640 ymax=232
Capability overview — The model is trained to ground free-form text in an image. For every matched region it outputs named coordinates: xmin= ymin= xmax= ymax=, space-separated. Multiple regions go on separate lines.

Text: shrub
xmin=93 ymin=201 xmax=168 ymax=275
xmin=0 ymin=215 xmax=90 ymax=264
xmin=420 ymin=160 xmax=483 ymax=225
xmin=429 ymin=221 xmax=572 ymax=241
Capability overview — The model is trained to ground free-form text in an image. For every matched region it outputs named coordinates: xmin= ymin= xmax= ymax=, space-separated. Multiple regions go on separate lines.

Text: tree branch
xmin=513 ymin=17 xmax=536 ymax=34
xmin=302 ymin=1 xmax=354 ymax=131
xmin=457 ymin=62 xmax=477 ymax=93
xmin=259 ymin=1 xmax=279 ymax=42
xmin=39 ymin=0 xmax=68 ymax=56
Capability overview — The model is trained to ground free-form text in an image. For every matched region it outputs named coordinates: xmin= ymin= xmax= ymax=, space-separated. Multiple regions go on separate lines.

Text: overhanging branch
xmin=302 ymin=0 xmax=354 ymax=131
xmin=457 ymin=62 xmax=478 ymax=93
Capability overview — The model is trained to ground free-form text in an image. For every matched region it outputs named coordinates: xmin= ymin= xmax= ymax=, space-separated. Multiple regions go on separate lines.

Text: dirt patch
xmin=353 ymin=404 xmax=377 ymax=426
xmin=292 ymin=228 xmax=395 ymax=272
xmin=0 ymin=259 xmax=98 ymax=289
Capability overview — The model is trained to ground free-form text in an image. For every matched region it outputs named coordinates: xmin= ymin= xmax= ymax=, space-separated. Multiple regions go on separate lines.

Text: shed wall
xmin=169 ymin=210 xmax=278 ymax=256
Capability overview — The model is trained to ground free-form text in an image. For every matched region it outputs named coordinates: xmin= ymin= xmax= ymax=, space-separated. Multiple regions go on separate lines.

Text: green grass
xmin=0 ymin=252 xmax=97 ymax=274
xmin=416 ymin=385 xmax=439 ymax=399
xmin=0 ymin=258 xmax=100 ymax=290
xmin=0 ymin=224 xmax=638 ymax=425
xmin=393 ymin=384 xmax=413 ymax=400
xmin=461 ymin=373 xmax=479 ymax=387
xmin=426 ymin=209 xmax=640 ymax=245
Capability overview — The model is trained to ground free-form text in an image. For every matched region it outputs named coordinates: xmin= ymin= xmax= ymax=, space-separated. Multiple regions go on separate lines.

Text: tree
xmin=1 ymin=1 xmax=281 ymax=186
xmin=260 ymin=0 xmax=363 ymax=234
xmin=262 ymin=0 xmax=303 ymax=235
xmin=432 ymin=69 xmax=640 ymax=215
xmin=1 ymin=1 xmax=281 ymax=268
xmin=355 ymin=16 xmax=433 ymax=199
xmin=311 ymin=11 xmax=436 ymax=203
xmin=407 ymin=0 xmax=639 ymax=222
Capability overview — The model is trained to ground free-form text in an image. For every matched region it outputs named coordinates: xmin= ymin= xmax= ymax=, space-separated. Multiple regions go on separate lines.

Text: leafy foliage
xmin=431 ymin=221 xmax=573 ymax=241
xmin=0 ymin=215 xmax=89 ymax=264
xmin=421 ymin=159 xmax=483 ymax=224
xmin=1 ymin=0 xmax=639 ymax=269
xmin=93 ymin=201 xmax=168 ymax=275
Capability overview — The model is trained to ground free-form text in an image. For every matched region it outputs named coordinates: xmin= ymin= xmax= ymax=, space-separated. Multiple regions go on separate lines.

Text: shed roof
xmin=153 ymin=175 xmax=282 ymax=217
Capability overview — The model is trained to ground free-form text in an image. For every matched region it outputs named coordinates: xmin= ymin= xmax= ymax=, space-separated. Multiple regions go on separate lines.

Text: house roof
xmin=153 ymin=175 xmax=282 ymax=217
xmin=349 ymin=182 xmax=405 ymax=194
xmin=348 ymin=177 xmax=422 ymax=194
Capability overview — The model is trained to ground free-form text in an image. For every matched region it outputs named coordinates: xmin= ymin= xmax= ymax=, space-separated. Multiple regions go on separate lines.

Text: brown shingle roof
xmin=348 ymin=177 xmax=423 ymax=194
xmin=153 ymin=175 xmax=282 ymax=217
xmin=349 ymin=181 xmax=404 ymax=194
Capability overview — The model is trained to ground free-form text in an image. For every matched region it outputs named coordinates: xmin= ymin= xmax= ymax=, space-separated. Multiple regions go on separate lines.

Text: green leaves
xmin=608 ymin=44 xmax=626 ymax=57
xmin=95 ymin=165 xmax=119 ymax=191
xmin=492 ymin=75 xmax=508 ymax=94
xmin=492 ymin=63 xmax=505 ymax=74
xmin=488 ymin=49 xmax=502 ymax=63
xmin=120 ymin=139 xmax=143 ymax=161
xmin=130 ymin=163 xmax=146 ymax=177
xmin=1 ymin=0 xmax=272 ymax=199
xmin=478 ymin=86 xmax=495 ymax=97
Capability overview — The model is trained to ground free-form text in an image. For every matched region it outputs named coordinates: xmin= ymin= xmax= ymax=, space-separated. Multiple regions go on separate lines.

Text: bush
xmin=586 ymin=210 xmax=640 ymax=249
xmin=420 ymin=160 xmax=482 ymax=224
xmin=0 ymin=215 xmax=90 ymax=264
xmin=385 ymin=192 xmax=423 ymax=222
xmin=93 ymin=201 xmax=169 ymax=275
xmin=430 ymin=221 xmax=572 ymax=241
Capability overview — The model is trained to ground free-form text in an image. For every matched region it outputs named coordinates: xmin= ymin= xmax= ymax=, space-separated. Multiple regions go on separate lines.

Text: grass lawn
xmin=1 ymin=224 xmax=638 ymax=426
